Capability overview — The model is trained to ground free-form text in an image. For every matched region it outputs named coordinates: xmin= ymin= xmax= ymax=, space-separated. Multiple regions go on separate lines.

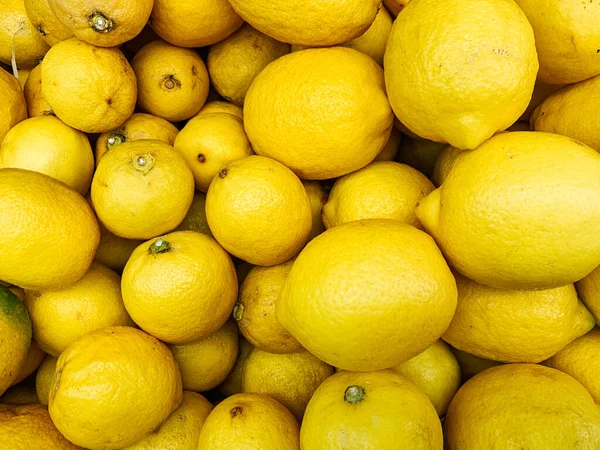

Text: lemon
xmin=0 ymin=67 xmax=27 ymax=145
xmin=235 ymin=259 xmax=302 ymax=353
xmin=244 ymin=47 xmax=393 ymax=179
xmin=91 ymin=140 xmax=195 ymax=240
xmin=545 ymin=328 xmax=600 ymax=404
xmin=206 ymin=155 xmax=312 ymax=266
xmin=124 ymin=391 xmax=213 ymax=450
xmin=174 ymin=113 xmax=254 ymax=192
xmin=169 ymin=320 xmax=238 ymax=392
xmin=242 ymin=349 xmax=334 ymax=420
xmin=22 ymin=64 xmax=52 ymax=117
xmin=450 ymin=348 xmax=503 ymax=382
xmin=532 ymin=75 xmax=600 ymax=152
xmin=0 ymin=384 xmax=38 ymax=405
xmin=302 ymin=181 xmax=327 ymax=240
xmin=443 ymin=273 xmax=595 ymax=363
xmin=132 ymin=40 xmax=210 ymax=122
xmin=0 ymin=169 xmax=99 ymax=290
xmin=10 ymin=340 xmax=45 ymax=386
xmin=23 ymin=0 xmax=73 ymax=46
xmin=417 ymin=132 xmax=600 ymax=290
xmin=0 ymin=116 xmax=94 ymax=194
xmin=374 ymin=127 xmax=401 ymax=162
xmin=384 ymin=0 xmax=538 ymax=149
xmin=122 ymin=231 xmax=237 ymax=344
xmin=95 ymin=113 xmax=178 ymax=166
xmin=430 ymin=145 xmax=463 ymax=187
xmin=197 ymin=393 xmax=300 ymax=449
xmin=384 ymin=0 xmax=407 ymax=16
xmin=229 ymin=0 xmax=379 ymax=46
xmin=42 ymin=38 xmax=137 ymax=133
xmin=175 ymin=192 xmax=212 ymax=237
xmin=150 ymin=0 xmax=243 ymax=48
xmin=301 ymin=370 xmax=442 ymax=449
xmin=346 ymin=5 xmax=392 ymax=66
xmin=15 ymin=68 xmax=29 ymax=87
xmin=520 ymin=79 xmax=564 ymax=121
xmin=24 ymin=262 xmax=130 ymax=356
xmin=396 ymin=136 xmax=446 ymax=178
xmin=195 ymin=100 xmax=243 ymax=120
xmin=0 ymin=0 xmax=49 ymax=69
xmin=208 ymin=24 xmax=290 ymax=105
xmin=277 ymin=219 xmax=457 ymax=371
xmin=445 ymin=364 xmax=600 ymax=449
xmin=0 ymin=286 xmax=31 ymax=397
xmin=391 ymin=340 xmax=461 ymax=416
xmin=0 ymin=404 xmax=81 ymax=450
xmin=48 ymin=0 xmax=153 ymax=47
xmin=322 ymin=161 xmax=434 ymax=230
xmin=244 ymin=47 xmax=392 ymax=180
xmin=49 ymin=326 xmax=183 ymax=450
xmin=577 ymin=265 xmax=600 ymax=322
xmin=218 ymin=337 xmax=254 ymax=397
xmin=93 ymin=223 xmax=143 ymax=272
xmin=35 ymin=354 xmax=56 ymax=405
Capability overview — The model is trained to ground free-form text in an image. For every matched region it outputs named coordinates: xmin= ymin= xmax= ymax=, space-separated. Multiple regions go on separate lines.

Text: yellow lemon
xmin=132 ymin=40 xmax=210 ymax=122
xmin=396 ymin=136 xmax=446 ymax=177
xmin=48 ymin=0 xmax=153 ymax=47
xmin=206 ymin=155 xmax=312 ymax=266
xmin=15 ymin=68 xmax=29 ymax=87
xmin=0 ymin=67 xmax=27 ymax=145
xmin=301 ymin=370 xmax=442 ymax=449
xmin=0 ymin=404 xmax=82 ymax=450
xmin=450 ymin=348 xmax=503 ymax=382
xmin=228 ymin=0 xmax=379 ymax=46
xmin=577 ymin=265 xmax=600 ymax=322
xmin=384 ymin=0 xmax=538 ymax=149
xmin=175 ymin=192 xmax=212 ymax=236
xmin=35 ymin=354 xmax=56 ymax=405
xmin=150 ymin=0 xmax=243 ymax=48
xmin=245 ymin=48 xmax=392 ymax=179
xmin=322 ymin=161 xmax=434 ymax=230
xmin=24 ymin=262 xmax=130 ymax=356
xmin=197 ymin=393 xmax=300 ymax=449
xmin=95 ymin=113 xmax=178 ymax=166
xmin=195 ymin=100 xmax=243 ymax=120
xmin=346 ymin=5 xmax=392 ymax=66
xmin=430 ymin=145 xmax=463 ymax=187
xmin=122 ymin=231 xmax=237 ymax=344
xmin=532 ymin=75 xmax=600 ymax=152
xmin=91 ymin=140 xmax=195 ymax=239
xmin=93 ymin=223 xmax=143 ymax=272
xmin=242 ymin=349 xmax=334 ymax=420
xmin=445 ymin=364 xmax=600 ymax=449
xmin=0 ymin=286 xmax=31 ymax=397
xmin=391 ymin=340 xmax=461 ymax=416
xmin=374 ymin=126 xmax=401 ymax=162
xmin=174 ymin=113 xmax=254 ymax=192
xmin=11 ymin=340 xmax=45 ymax=386
xmin=443 ymin=274 xmax=595 ymax=363
xmin=208 ymin=24 xmax=290 ymax=105
xmin=23 ymin=0 xmax=73 ymax=46
xmin=521 ymin=79 xmax=564 ymax=121
xmin=277 ymin=219 xmax=457 ymax=371
xmin=302 ymin=181 xmax=327 ymax=240
xmin=41 ymin=38 xmax=137 ymax=133
xmin=417 ymin=132 xmax=600 ymax=290
xmin=545 ymin=328 xmax=600 ymax=404
xmin=0 ymin=169 xmax=99 ymax=290
xmin=0 ymin=116 xmax=94 ymax=194
xmin=49 ymin=326 xmax=183 ymax=450
xmin=515 ymin=0 xmax=600 ymax=84
xmin=124 ymin=391 xmax=213 ymax=450
xmin=22 ymin=63 xmax=52 ymax=117
xmin=0 ymin=384 xmax=38 ymax=405
xmin=169 ymin=320 xmax=239 ymax=392
xmin=218 ymin=337 xmax=254 ymax=397
xmin=234 ymin=259 xmax=302 ymax=353
xmin=383 ymin=0 xmax=408 ymax=16
xmin=0 ymin=0 xmax=49 ymax=69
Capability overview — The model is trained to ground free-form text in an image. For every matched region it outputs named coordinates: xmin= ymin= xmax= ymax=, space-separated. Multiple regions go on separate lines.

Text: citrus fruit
xmin=22 ymin=63 xmax=52 ymax=117
xmin=195 ymin=100 xmax=243 ymax=120
xmin=49 ymin=326 xmax=183 ymax=449
xmin=430 ymin=145 xmax=463 ymax=187
xmin=277 ymin=219 xmax=457 ymax=371
xmin=93 ymin=223 xmax=143 ymax=272
xmin=0 ymin=67 xmax=27 ymax=145
xmin=10 ymin=340 xmax=44 ymax=386
xmin=0 ymin=384 xmax=38 ymax=405
xmin=23 ymin=0 xmax=73 ymax=46
xmin=450 ymin=348 xmax=503 ymax=382
xmin=175 ymin=192 xmax=212 ymax=236
xmin=206 ymin=155 xmax=312 ymax=266
xmin=521 ymin=79 xmax=564 ymax=121
xmin=218 ymin=337 xmax=253 ymax=397
xmin=417 ymin=132 xmax=600 ymax=290
xmin=245 ymin=47 xmax=393 ymax=179
xmin=576 ymin=265 xmax=600 ymax=322
xmin=122 ymin=231 xmax=237 ymax=343
xmin=383 ymin=0 xmax=407 ymax=16
xmin=346 ymin=5 xmax=392 ymax=66
xmin=301 ymin=181 xmax=327 ymax=240
xmin=374 ymin=127 xmax=401 ymax=162
xmin=396 ymin=136 xmax=446 ymax=178
xmin=35 ymin=354 xmax=56 ymax=405
xmin=301 ymin=370 xmax=442 ymax=449
xmin=384 ymin=0 xmax=538 ymax=149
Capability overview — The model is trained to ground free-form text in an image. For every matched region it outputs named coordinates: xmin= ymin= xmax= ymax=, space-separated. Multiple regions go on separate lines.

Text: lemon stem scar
xmin=344 ymin=385 xmax=365 ymax=404
xmin=230 ymin=406 xmax=243 ymax=418
xmin=132 ymin=153 xmax=156 ymax=174
xmin=149 ymin=239 xmax=170 ymax=254
xmin=163 ymin=75 xmax=181 ymax=90
xmin=233 ymin=303 xmax=244 ymax=321
xmin=219 ymin=169 xmax=228 ymax=178
xmin=89 ymin=12 xmax=113 ymax=33
xmin=106 ymin=134 xmax=125 ymax=149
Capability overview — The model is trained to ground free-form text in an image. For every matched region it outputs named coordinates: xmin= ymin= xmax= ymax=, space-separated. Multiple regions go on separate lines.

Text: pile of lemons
xmin=1 ymin=0 xmax=600 ymax=448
